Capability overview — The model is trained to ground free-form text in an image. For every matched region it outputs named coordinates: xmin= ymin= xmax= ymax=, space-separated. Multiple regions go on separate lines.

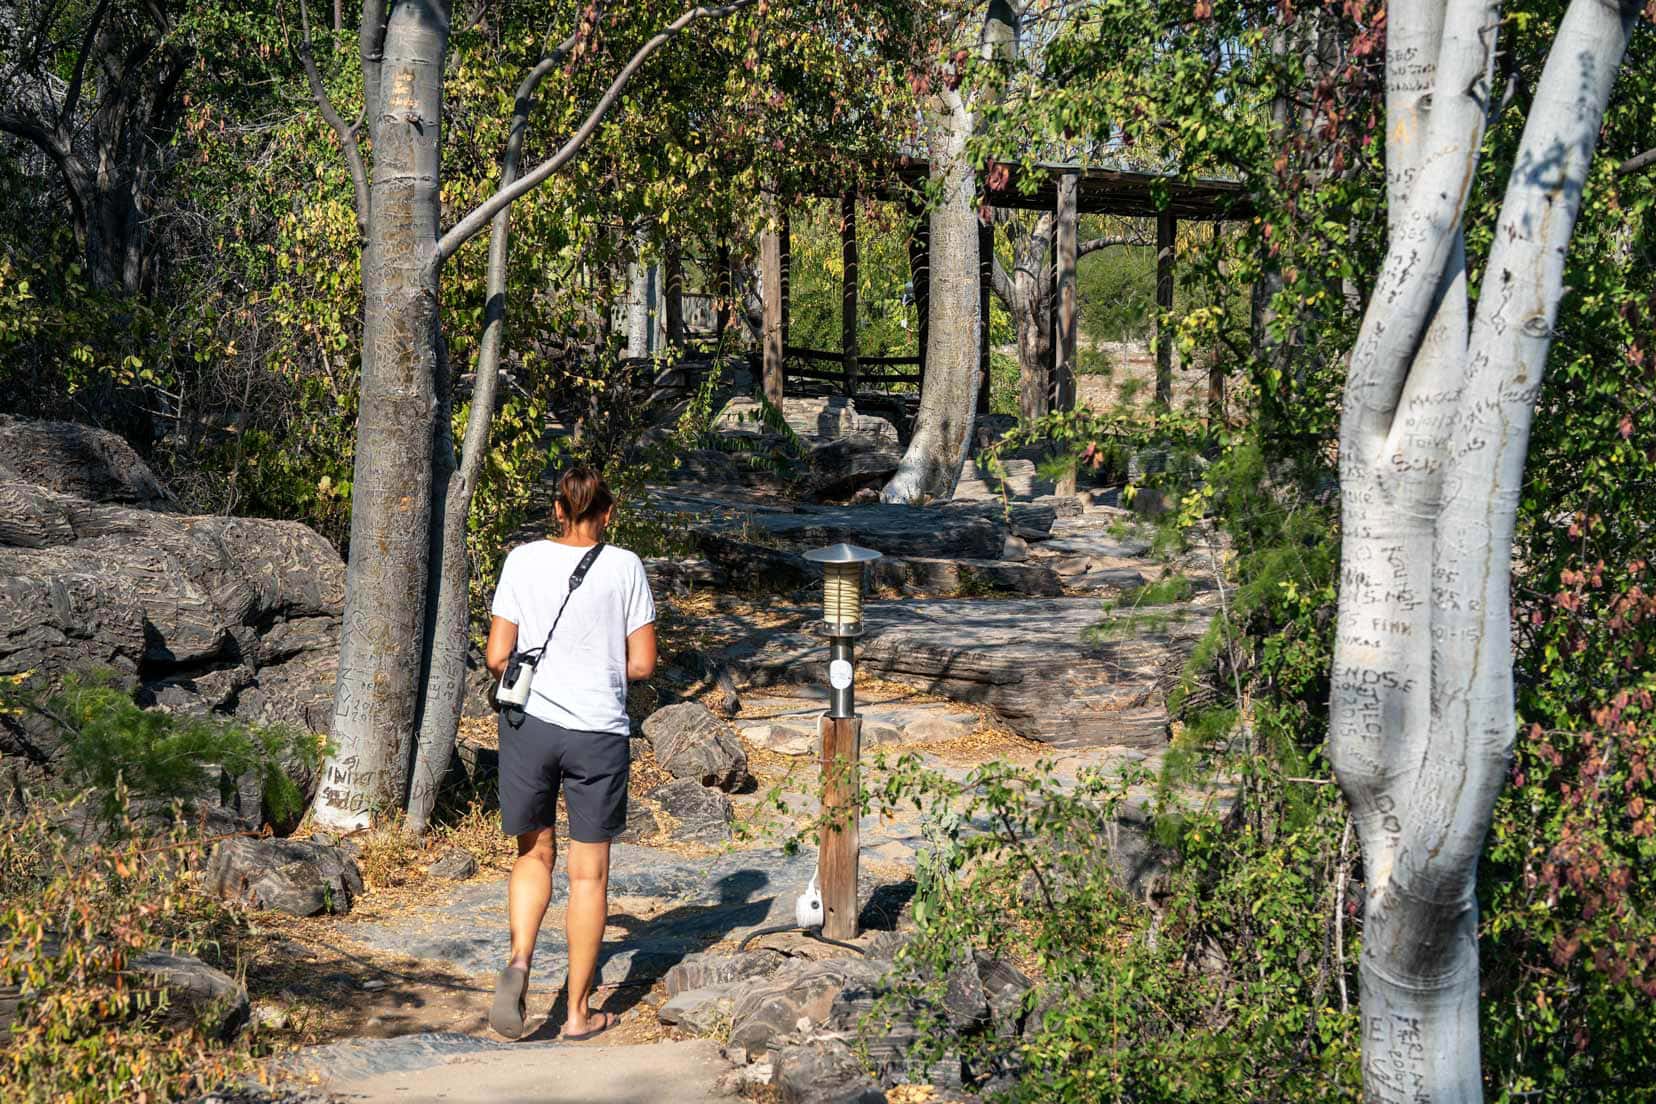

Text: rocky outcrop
xmin=732 ymin=597 xmax=1210 ymax=748
xmin=203 ymin=837 xmax=364 ymax=916
xmin=0 ymin=419 xmax=342 ymax=793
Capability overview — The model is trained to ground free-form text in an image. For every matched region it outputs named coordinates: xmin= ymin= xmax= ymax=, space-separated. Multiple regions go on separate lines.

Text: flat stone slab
xmin=299 ymin=1038 xmax=736 ymax=1103
xmin=745 ymin=504 xmax=1008 ymax=560
xmin=729 ymin=598 xmax=1209 ymax=748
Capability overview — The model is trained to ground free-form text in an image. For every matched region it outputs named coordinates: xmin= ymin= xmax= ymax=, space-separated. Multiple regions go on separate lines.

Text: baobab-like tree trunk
xmin=314 ymin=0 xmax=450 ymax=829
xmin=882 ymin=97 xmax=980 ymax=504
xmin=1329 ymin=0 xmax=1638 ymax=1097
xmin=991 ymin=213 xmax=1136 ymax=424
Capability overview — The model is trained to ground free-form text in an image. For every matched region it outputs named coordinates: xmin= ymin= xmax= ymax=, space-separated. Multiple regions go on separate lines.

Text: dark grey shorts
xmin=497 ymin=713 xmax=630 ymax=842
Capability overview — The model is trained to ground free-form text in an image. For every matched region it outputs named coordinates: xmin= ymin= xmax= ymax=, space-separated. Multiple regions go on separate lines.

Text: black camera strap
xmin=520 ymin=541 xmax=606 ymax=665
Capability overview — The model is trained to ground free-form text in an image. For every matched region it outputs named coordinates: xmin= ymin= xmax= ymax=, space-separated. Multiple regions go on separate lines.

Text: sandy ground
xmin=322 ymin=1039 xmax=737 ymax=1103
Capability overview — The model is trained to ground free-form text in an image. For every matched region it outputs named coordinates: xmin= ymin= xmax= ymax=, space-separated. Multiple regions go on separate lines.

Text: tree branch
xmin=297 ymin=0 xmax=370 ymax=238
xmin=1077 ymin=235 xmax=1133 ymax=258
xmin=1618 ymin=146 xmax=1656 ymax=177
xmin=59 ymin=0 xmax=114 ymax=134
xmin=435 ymin=0 xmax=758 ymax=263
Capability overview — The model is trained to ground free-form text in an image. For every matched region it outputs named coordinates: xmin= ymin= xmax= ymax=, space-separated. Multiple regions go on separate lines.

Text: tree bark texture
xmin=626 ymin=235 xmax=652 ymax=358
xmin=882 ymin=95 xmax=980 ymax=504
xmin=665 ymin=240 xmax=686 ymax=347
xmin=0 ymin=2 xmax=190 ymax=294
xmin=314 ymin=0 xmax=450 ymax=830
xmin=1328 ymin=0 xmax=1637 ymax=1098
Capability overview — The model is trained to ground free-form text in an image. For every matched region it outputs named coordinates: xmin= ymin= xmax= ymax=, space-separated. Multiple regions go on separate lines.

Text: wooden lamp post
xmin=802 ymin=542 xmax=881 ymax=940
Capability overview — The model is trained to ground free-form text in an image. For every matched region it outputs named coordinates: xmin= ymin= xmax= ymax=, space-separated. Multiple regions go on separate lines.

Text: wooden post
xmin=1154 ymin=211 xmax=1176 ymax=406
xmin=664 ymin=241 xmax=685 ymax=349
xmin=1055 ymin=172 xmax=1079 ymax=495
xmin=977 ymin=216 xmax=993 ymax=415
xmin=841 ymin=193 xmax=859 ymax=397
xmin=819 ymin=714 xmax=862 ymax=940
xmin=907 ymin=198 xmax=930 ymax=385
xmin=762 ymin=200 xmax=785 ymax=407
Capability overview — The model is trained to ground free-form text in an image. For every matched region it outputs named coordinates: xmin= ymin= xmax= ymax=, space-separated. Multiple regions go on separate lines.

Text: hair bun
xmin=556 ymin=466 xmax=615 ymax=526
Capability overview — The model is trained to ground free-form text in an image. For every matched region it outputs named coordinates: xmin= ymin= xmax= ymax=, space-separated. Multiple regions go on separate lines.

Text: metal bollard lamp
xmin=802 ymin=543 xmax=882 ymax=718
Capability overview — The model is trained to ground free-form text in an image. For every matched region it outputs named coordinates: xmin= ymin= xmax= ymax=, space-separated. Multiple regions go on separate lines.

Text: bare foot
xmin=562 ymin=1008 xmax=617 ymax=1041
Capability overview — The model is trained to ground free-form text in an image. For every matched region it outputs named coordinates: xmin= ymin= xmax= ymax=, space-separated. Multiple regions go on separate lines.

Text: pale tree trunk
xmin=404 ymin=41 xmax=575 ymax=835
xmin=883 ymin=2 xmax=1017 ymax=503
xmin=626 ymin=232 xmax=653 ymax=358
xmin=882 ymin=94 xmax=980 ymax=503
xmin=314 ymin=0 xmax=450 ymax=829
xmin=1328 ymin=0 xmax=1638 ymax=1098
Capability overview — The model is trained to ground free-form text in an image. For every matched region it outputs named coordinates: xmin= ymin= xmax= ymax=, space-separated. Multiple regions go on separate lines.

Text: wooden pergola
xmin=758 ymin=162 xmax=1251 ymax=412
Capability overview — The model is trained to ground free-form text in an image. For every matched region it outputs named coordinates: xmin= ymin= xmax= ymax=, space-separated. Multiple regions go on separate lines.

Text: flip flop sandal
xmin=561 ymin=1009 xmax=617 ymax=1042
xmin=489 ymin=966 xmax=529 ymax=1039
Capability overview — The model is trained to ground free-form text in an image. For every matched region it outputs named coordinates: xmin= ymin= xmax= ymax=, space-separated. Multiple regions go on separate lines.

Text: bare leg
xmin=562 ymin=838 xmax=612 ymax=1035
xmin=508 ymin=828 xmax=556 ymax=969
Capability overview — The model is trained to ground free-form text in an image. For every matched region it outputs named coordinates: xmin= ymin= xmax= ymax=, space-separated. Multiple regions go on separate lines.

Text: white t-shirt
xmin=490 ymin=540 xmax=656 ymax=734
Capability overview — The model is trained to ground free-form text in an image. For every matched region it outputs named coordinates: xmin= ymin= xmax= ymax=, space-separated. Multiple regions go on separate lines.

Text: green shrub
xmin=5 ymin=671 xmax=321 ymax=830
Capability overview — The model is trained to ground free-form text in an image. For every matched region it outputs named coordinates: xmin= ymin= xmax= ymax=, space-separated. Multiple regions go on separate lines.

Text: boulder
xmin=0 ymin=417 xmax=173 ymax=508
xmin=717 ymin=396 xmax=898 ymax=445
xmin=657 ymin=983 xmax=738 ymax=1035
xmin=884 ymin=557 xmax=1063 ymax=597
xmin=204 ymin=837 xmax=364 ymax=916
xmin=427 ymin=849 xmax=477 ymax=880
xmin=734 ymin=597 xmax=1209 ymax=749
xmin=773 ymin=1035 xmax=886 ymax=1104
xmin=747 ymin=504 xmax=1007 ymax=561
xmin=649 ymin=779 xmax=734 ymax=844
xmin=129 ymin=950 xmax=250 ymax=1039
xmin=899 ymin=716 xmax=971 ymax=744
xmin=643 ymin=703 xmax=751 ymax=791
xmin=806 ymin=433 xmax=904 ymax=497
xmin=614 ymin=797 xmax=663 ymax=845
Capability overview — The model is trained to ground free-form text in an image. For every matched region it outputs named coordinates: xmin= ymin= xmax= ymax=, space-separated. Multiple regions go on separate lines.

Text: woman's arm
xmin=625 ymin=622 xmax=657 ymax=682
xmin=485 ymin=616 xmax=519 ymax=679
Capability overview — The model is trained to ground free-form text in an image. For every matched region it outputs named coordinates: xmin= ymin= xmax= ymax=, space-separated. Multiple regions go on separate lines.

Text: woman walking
xmin=484 ymin=467 xmax=656 ymax=1040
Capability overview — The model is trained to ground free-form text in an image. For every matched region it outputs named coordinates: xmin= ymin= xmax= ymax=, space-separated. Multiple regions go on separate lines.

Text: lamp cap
xmin=803 ymin=542 xmax=882 ymax=564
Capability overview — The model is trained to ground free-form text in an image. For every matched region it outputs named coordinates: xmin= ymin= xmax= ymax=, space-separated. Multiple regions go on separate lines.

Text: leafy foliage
xmin=0 ymin=792 xmax=258 ymax=1102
